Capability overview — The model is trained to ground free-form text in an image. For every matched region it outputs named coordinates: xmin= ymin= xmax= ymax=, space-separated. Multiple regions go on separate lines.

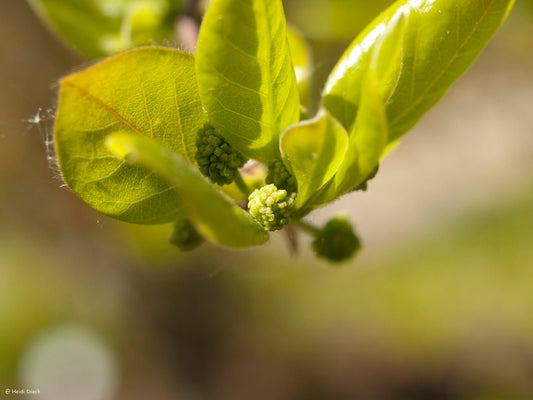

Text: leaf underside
xmin=54 ymin=47 xmax=207 ymax=224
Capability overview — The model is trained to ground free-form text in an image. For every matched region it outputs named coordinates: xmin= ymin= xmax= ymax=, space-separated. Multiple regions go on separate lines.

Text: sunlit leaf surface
xmin=196 ymin=0 xmax=300 ymax=164
xmin=281 ymin=112 xmax=348 ymax=209
xmin=318 ymin=72 xmax=388 ymax=203
xmin=323 ymin=0 xmax=516 ymax=142
xmin=55 ymin=48 xmax=206 ymax=224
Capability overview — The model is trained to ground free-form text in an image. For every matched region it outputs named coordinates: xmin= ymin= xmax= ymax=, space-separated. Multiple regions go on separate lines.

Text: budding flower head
xmin=248 ymin=184 xmax=295 ymax=231
xmin=169 ymin=217 xmax=205 ymax=251
xmin=195 ymin=123 xmax=247 ymax=186
xmin=312 ymin=215 xmax=361 ymax=263
xmin=266 ymin=159 xmax=297 ymax=194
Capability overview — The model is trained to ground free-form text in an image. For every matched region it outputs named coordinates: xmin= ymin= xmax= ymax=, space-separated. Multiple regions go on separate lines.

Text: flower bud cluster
xmin=266 ymin=160 xmax=297 ymax=193
xmin=195 ymin=123 xmax=247 ymax=185
xmin=311 ymin=216 xmax=361 ymax=263
xmin=248 ymin=184 xmax=295 ymax=231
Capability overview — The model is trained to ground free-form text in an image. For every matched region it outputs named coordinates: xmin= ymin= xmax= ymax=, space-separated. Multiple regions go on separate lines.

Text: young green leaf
xmin=54 ymin=47 xmax=206 ymax=224
xmin=196 ymin=0 xmax=300 ymax=164
xmin=105 ymin=132 xmax=269 ymax=247
xmin=317 ymin=72 xmax=388 ymax=204
xmin=280 ymin=112 xmax=348 ymax=209
xmin=28 ymin=0 xmax=180 ymax=58
xmin=322 ymin=0 xmax=516 ymax=142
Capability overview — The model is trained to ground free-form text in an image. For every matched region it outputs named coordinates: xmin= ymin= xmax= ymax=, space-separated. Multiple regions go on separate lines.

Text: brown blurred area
xmin=0 ymin=1 xmax=80 ymax=235
xmin=1 ymin=1 xmax=533 ymax=400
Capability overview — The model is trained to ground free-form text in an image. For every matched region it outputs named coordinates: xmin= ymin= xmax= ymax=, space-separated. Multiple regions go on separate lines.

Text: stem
xmin=235 ymin=173 xmax=252 ymax=197
xmin=295 ymin=219 xmax=321 ymax=237
xmin=284 ymin=223 xmax=299 ymax=256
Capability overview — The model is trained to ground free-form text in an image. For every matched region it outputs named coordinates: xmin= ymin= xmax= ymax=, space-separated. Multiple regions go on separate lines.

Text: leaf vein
xmin=390 ymin=0 xmax=498 ymax=128
xmin=63 ymin=81 xmax=146 ymax=137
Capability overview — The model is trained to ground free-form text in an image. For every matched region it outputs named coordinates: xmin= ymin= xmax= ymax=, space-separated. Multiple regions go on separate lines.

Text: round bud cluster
xmin=311 ymin=216 xmax=361 ymax=263
xmin=248 ymin=184 xmax=295 ymax=231
xmin=266 ymin=160 xmax=297 ymax=193
xmin=354 ymin=164 xmax=380 ymax=192
xmin=195 ymin=123 xmax=247 ymax=186
xmin=169 ymin=217 xmax=205 ymax=251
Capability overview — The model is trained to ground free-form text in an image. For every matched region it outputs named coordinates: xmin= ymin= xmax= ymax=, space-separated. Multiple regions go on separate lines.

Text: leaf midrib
xmin=257 ymin=0 xmax=276 ymax=141
xmin=63 ymin=80 xmax=146 ymax=137
xmin=389 ymin=0 xmax=498 ymax=130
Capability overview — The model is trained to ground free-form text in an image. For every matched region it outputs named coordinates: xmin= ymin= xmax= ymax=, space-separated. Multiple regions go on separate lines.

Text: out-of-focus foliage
xmin=286 ymin=25 xmax=313 ymax=108
xmin=0 ymin=238 xmax=123 ymax=389
xmin=284 ymin=0 xmax=395 ymax=42
xmin=4 ymin=183 xmax=533 ymax=397
xmin=27 ymin=0 xmax=182 ymax=57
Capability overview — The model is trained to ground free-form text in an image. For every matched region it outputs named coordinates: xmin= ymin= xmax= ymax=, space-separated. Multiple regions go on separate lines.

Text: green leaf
xmin=54 ymin=47 xmax=206 ymax=224
xmin=287 ymin=25 xmax=313 ymax=109
xmin=280 ymin=112 xmax=348 ymax=209
xmin=196 ymin=0 xmax=300 ymax=164
xmin=317 ymin=71 xmax=388 ymax=204
xmin=322 ymin=0 xmax=516 ymax=142
xmin=106 ymin=132 xmax=269 ymax=247
xmin=28 ymin=0 xmax=181 ymax=58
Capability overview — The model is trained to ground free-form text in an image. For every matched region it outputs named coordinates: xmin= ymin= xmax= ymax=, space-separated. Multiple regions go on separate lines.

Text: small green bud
xmin=169 ymin=218 xmax=205 ymax=251
xmin=311 ymin=216 xmax=361 ymax=263
xmin=354 ymin=164 xmax=380 ymax=192
xmin=195 ymin=123 xmax=248 ymax=186
xmin=266 ymin=160 xmax=297 ymax=193
xmin=248 ymin=184 xmax=295 ymax=231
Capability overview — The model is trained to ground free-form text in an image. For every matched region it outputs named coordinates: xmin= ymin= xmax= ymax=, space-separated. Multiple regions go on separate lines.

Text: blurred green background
xmin=1 ymin=1 xmax=533 ymax=399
